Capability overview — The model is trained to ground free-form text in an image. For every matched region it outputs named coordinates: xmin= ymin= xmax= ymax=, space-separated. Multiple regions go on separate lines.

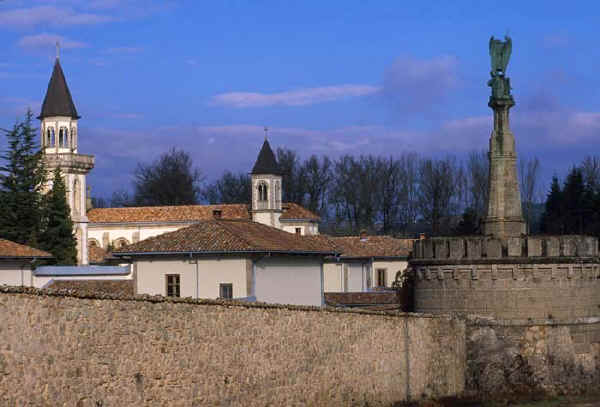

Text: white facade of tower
xmin=251 ymin=173 xmax=282 ymax=228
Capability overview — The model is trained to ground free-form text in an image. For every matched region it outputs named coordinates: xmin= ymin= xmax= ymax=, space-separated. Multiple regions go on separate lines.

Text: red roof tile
xmin=113 ymin=219 xmax=336 ymax=255
xmin=304 ymin=235 xmax=413 ymax=258
xmin=0 ymin=239 xmax=52 ymax=259
xmin=280 ymin=203 xmax=320 ymax=221
xmin=88 ymin=204 xmax=250 ymax=224
xmin=89 ymin=202 xmax=319 ymax=224
xmin=47 ymin=280 xmax=134 ymax=296
xmin=88 ymin=245 xmax=109 ymax=264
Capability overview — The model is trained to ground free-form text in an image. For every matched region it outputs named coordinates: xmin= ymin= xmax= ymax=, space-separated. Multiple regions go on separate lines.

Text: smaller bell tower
xmin=39 ymin=50 xmax=95 ymax=264
xmin=250 ymin=131 xmax=282 ymax=228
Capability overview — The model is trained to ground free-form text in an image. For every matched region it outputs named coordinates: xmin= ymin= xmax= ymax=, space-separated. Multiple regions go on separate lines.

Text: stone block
xmin=508 ymin=237 xmax=522 ymax=257
xmin=466 ymin=239 xmax=482 ymax=259
xmin=413 ymin=240 xmax=423 ymax=258
xmin=561 ymin=237 xmax=576 ymax=256
xmin=423 ymin=240 xmax=434 ymax=259
xmin=577 ymin=237 xmax=596 ymax=257
xmin=527 ymin=237 xmax=542 ymax=257
xmin=434 ymin=240 xmax=448 ymax=259
xmin=486 ymin=239 xmax=502 ymax=258
xmin=545 ymin=237 xmax=559 ymax=257
xmin=449 ymin=239 xmax=465 ymax=259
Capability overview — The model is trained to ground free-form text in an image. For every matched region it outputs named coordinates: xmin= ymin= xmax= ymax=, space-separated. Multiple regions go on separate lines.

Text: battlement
xmin=412 ymin=235 xmax=599 ymax=263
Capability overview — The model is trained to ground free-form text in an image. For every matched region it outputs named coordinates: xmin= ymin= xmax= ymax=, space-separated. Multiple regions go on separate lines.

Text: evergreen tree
xmin=541 ymin=176 xmax=563 ymax=234
xmin=0 ymin=110 xmax=46 ymax=246
xmin=562 ymin=168 xmax=586 ymax=234
xmin=453 ymin=207 xmax=480 ymax=235
xmin=39 ymin=167 xmax=77 ymax=265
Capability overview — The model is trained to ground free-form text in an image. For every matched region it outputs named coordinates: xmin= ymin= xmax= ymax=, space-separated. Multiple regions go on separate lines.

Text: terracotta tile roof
xmin=304 ymin=235 xmax=413 ymax=258
xmin=325 ymin=292 xmax=399 ymax=306
xmin=88 ymin=245 xmax=109 ymax=264
xmin=0 ymin=239 xmax=52 ymax=259
xmin=88 ymin=204 xmax=251 ymax=224
xmin=46 ymin=280 xmax=134 ymax=296
xmin=112 ymin=219 xmax=337 ymax=255
xmin=89 ymin=202 xmax=319 ymax=224
xmin=280 ymin=202 xmax=320 ymax=221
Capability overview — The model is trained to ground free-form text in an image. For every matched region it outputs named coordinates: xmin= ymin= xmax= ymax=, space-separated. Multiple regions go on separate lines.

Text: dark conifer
xmin=0 ymin=110 xmax=46 ymax=246
xmin=39 ymin=167 xmax=77 ymax=265
xmin=541 ymin=176 xmax=563 ymax=234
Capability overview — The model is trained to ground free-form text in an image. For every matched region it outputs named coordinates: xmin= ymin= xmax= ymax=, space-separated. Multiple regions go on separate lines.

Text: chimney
xmin=212 ymin=209 xmax=222 ymax=219
xmin=359 ymin=230 xmax=368 ymax=241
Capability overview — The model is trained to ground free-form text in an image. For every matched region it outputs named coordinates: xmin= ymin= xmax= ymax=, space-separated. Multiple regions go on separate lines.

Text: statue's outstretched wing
xmin=501 ymin=36 xmax=512 ymax=73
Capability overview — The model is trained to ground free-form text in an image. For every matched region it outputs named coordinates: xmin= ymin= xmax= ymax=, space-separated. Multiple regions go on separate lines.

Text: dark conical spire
xmin=38 ymin=58 xmax=80 ymax=119
xmin=251 ymin=139 xmax=281 ymax=175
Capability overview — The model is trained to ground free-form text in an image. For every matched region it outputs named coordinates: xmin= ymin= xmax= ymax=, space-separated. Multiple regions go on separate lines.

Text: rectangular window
xmin=166 ymin=274 xmax=180 ymax=297
xmin=295 ymin=227 xmax=302 ymax=235
xmin=376 ymin=269 xmax=387 ymax=287
xmin=220 ymin=283 xmax=233 ymax=299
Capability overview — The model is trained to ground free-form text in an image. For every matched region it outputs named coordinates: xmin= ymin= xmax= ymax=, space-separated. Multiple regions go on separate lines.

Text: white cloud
xmin=382 ymin=55 xmax=459 ymax=112
xmin=0 ymin=6 xmax=112 ymax=27
xmin=18 ymin=33 xmax=88 ymax=50
xmin=210 ymin=85 xmax=380 ymax=108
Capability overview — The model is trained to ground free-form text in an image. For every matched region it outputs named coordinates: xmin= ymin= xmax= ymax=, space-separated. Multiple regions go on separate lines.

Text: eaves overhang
xmin=113 ymin=249 xmax=339 ymax=257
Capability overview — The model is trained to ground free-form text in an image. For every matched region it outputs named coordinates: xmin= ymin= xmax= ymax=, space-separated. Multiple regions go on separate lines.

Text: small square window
xmin=295 ymin=227 xmax=302 ymax=235
xmin=220 ymin=283 xmax=233 ymax=299
xmin=166 ymin=274 xmax=180 ymax=297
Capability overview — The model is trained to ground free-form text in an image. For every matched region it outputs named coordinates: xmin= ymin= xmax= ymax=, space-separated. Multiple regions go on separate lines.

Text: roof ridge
xmin=89 ymin=203 xmax=248 ymax=211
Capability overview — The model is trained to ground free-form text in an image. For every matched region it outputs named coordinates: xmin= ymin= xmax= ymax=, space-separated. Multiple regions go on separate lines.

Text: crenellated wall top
xmin=411 ymin=235 xmax=599 ymax=264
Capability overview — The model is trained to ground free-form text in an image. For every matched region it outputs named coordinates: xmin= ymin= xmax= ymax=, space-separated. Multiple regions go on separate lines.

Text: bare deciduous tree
xmin=465 ymin=150 xmax=489 ymax=223
xmin=299 ymin=155 xmax=332 ymax=219
xmin=519 ymin=156 xmax=541 ymax=234
xmin=133 ymin=148 xmax=203 ymax=206
xmin=417 ymin=156 xmax=461 ymax=235
xmin=202 ymin=171 xmax=250 ymax=204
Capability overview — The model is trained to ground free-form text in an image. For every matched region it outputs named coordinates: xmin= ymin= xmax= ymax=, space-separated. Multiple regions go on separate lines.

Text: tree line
xmin=98 ymin=146 xmax=554 ymax=237
xmin=0 ymin=112 xmax=77 ymax=264
xmin=540 ymin=157 xmax=600 ymax=237
xmin=2 ymin=112 xmax=598 ymax=251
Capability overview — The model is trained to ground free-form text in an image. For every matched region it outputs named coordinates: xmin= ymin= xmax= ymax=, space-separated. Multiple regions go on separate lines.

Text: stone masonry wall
xmin=466 ymin=316 xmax=600 ymax=398
xmin=0 ymin=287 xmax=465 ymax=406
xmin=413 ymin=262 xmax=600 ymax=320
xmin=411 ymin=235 xmax=600 ymax=321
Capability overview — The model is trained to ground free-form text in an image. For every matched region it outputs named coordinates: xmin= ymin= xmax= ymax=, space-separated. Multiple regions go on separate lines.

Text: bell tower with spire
xmin=250 ymin=129 xmax=283 ymax=228
xmin=39 ymin=48 xmax=95 ymax=264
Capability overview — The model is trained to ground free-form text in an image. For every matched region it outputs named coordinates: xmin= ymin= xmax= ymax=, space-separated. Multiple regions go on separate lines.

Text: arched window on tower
xmin=257 ymin=182 xmax=268 ymax=209
xmin=47 ymin=128 xmax=55 ymax=147
xmin=59 ymin=127 xmax=69 ymax=148
xmin=73 ymin=178 xmax=81 ymax=215
xmin=258 ymin=183 xmax=268 ymax=201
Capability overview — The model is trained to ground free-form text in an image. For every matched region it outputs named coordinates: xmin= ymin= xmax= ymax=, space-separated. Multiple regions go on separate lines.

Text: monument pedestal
xmin=483 ymin=96 xmax=525 ymax=238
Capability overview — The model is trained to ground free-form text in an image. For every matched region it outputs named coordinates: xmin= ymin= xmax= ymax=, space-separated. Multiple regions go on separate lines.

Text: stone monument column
xmin=482 ymin=36 xmax=526 ymax=238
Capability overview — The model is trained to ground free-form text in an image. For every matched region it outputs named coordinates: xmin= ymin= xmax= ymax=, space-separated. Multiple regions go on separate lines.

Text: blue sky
xmin=1 ymin=0 xmax=599 ymax=198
